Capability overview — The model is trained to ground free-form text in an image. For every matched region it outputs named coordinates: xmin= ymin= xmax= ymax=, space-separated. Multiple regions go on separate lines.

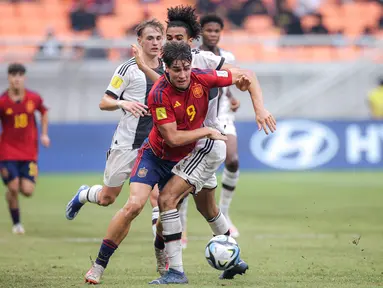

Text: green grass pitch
xmin=0 ymin=172 xmax=382 ymax=288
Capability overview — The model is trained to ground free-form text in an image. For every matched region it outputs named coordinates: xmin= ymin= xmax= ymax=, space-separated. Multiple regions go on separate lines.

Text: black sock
xmin=10 ymin=208 xmax=20 ymax=225
xmin=154 ymin=233 xmax=165 ymax=250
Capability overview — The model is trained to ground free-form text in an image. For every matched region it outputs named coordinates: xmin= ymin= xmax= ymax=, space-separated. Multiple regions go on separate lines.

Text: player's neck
xmin=143 ymin=54 xmax=159 ymax=69
xmin=8 ymin=88 xmax=25 ymax=102
xmin=200 ymin=44 xmax=220 ymax=56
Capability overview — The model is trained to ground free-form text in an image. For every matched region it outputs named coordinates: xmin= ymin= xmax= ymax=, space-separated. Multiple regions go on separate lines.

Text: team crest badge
xmin=5 ymin=108 xmax=13 ymax=115
xmin=192 ymin=84 xmax=203 ymax=99
xmin=26 ymin=100 xmax=35 ymax=113
xmin=138 ymin=167 xmax=148 ymax=178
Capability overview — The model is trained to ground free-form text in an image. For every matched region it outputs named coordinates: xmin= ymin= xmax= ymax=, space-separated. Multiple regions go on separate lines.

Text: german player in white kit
xmin=65 ymin=19 xmax=165 ymax=237
xmin=199 ymin=14 xmax=241 ymax=237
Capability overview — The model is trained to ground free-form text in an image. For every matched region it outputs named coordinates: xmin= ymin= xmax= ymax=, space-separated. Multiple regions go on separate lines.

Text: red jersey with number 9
xmin=0 ymin=89 xmax=47 ymax=161
xmin=148 ymin=68 xmax=232 ymax=162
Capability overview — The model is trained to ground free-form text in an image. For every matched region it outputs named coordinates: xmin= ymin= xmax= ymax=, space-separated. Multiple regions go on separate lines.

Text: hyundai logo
xmin=250 ymin=120 xmax=339 ymax=170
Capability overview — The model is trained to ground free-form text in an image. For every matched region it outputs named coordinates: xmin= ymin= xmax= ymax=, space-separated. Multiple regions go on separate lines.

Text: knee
xmin=225 ymin=157 xmax=239 ymax=172
xmin=121 ymin=201 xmax=144 ymax=220
xmin=20 ymin=188 xmax=33 ymax=197
xmin=158 ymin=192 xmax=177 ymax=211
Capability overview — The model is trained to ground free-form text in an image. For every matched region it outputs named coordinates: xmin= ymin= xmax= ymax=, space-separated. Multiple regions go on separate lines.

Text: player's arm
xmin=151 ymin=94 xmax=226 ymax=147
xmin=131 ymin=44 xmax=161 ymax=82
xmin=157 ymin=122 xmax=225 ymax=147
xmin=229 ymin=67 xmax=277 ymax=134
xmin=36 ymin=96 xmax=50 ymax=147
xmin=100 ymin=63 xmax=148 ymax=117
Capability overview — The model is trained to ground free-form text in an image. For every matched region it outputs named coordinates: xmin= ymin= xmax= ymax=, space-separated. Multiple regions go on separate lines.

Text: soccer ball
xmin=205 ymin=235 xmax=240 ymax=271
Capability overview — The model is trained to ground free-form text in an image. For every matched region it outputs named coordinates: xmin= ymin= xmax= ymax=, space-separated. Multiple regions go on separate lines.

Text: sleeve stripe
xmin=216 ymin=57 xmax=225 ymax=70
xmin=118 ymin=58 xmax=136 ymax=76
xmin=105 ymin=90 xmax=119 ymax=99
xmin=193 ymin=69 xmax=213 ymax=75
xmin=154 ymin=79 xmax=167 ymax=104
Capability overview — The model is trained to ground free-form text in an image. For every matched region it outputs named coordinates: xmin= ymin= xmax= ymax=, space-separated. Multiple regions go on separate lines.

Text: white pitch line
xmin=61 ymin=233 xmax=361 ymax=243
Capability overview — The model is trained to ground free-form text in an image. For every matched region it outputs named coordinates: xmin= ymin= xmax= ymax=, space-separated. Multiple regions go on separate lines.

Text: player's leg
xmin=19 ymin=161 xmax=38 ymax=197
xmin=85 ymin=182 xmax=153 ymax=284
xmin=219 ymin=127 xmax=240 ymax=237
xmin=194 ymin=184 xmax=248 ymax=280
xmin=149 ymin=175 xmax=190 ymax=284
xmin=150 ymin=185 xmax=160 ymax=237
xmin=66 ymin=149 xmax=137 ymax=220
xmin=85 ymin=142 xmax=159 ymax=284
xmin=179 ymin=195 xmax=189 ymax=248
xmin=1 ymin=161 xmax=23 ymax=234
xmin=173 ymin=138 xmax=248 ymax=279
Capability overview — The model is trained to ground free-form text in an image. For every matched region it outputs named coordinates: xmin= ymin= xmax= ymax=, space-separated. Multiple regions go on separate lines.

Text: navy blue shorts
xmin=0 ymin=161 xmax=38 ymax=185
xmin=130 ymin=140 xmax=177 ymax=191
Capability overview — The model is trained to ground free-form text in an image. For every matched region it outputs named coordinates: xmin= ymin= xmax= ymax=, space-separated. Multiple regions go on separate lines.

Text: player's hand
xmin=230 ymin=97 xmax=240 ymax=112
xmin=207 ymin=128 xmax=228 ymax=141
xmin=256 ymin=108 xmax=277 ymax=135
xmin=40 ymin=134 xmax=50 ymax=147
xmin=235 ymin=75 xmax=251 ymax=91
xmin=117 ymin=100 xmax=148 ymax=118
xmin=131 ymin=44 xmax=147 ymax=70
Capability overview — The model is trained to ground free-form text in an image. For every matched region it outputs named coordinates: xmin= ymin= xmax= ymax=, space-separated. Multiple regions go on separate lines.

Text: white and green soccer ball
xmin=205 ymin=235 xmax=240 ymax=271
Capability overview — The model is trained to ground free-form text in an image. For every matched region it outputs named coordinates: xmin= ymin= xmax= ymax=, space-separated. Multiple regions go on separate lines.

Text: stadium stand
xmin=0 ymin=0 xmax=381 ymax=62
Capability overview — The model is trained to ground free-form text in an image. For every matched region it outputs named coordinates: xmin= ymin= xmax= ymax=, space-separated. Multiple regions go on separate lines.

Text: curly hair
xmin=200 ymin=14 xmax=224 ymax=29
xmin=167 ymin=5 xmax=201 ymax=40
xmin=162 ymin=41 xmax=192 ymax=68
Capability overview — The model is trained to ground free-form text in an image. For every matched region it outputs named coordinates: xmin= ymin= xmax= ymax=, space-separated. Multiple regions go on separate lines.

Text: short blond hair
xmin=135 ymin=19 xmax=164 ymax=37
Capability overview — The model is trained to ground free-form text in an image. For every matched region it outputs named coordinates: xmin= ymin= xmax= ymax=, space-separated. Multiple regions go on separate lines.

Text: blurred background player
xmin=0 ymin=63 xmax=50 ymax=234
xmin=65 ymin=19 xmax=165 ymax=238
xmin=200 ymin=14 xmax=241 ymax=237
xmin=368 ymin=77 xmax=383 ymax=119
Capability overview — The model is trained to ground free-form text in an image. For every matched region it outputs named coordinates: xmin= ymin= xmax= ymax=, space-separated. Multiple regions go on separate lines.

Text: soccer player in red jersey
xmin=0 ymin=63 xmax=50 ymax=234
xmin=84 ymin=41 xmax=254 ymax=285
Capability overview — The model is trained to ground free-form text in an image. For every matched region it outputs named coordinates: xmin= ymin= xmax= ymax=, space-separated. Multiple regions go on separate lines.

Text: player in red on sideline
xmin=0 ymin=63 xmax=50 ymax=234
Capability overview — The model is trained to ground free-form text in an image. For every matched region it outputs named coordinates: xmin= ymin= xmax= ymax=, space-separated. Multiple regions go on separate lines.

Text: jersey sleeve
xmin=35 ymin=94 xmax=48 ymax=114
xmin=194 ymin=69 xmax=233 ymax=89
xmin=149 ymin=90 xmax=176 ymax=126
xmin=194 ymin=50 xmax=225 ymax=70
xmin=105 ymin=62 xmax=131 ymax=99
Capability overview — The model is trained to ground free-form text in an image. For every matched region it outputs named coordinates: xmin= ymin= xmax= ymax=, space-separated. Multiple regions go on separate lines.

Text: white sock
xmin=179 ymin=197 xmax=188 ymax=233
xmin=208 ymin=210 xmax=230 ymax=236
xmin=219 ymin=168 xmax=239 ymax=218
xmin=152 ymin=206 xmax=159 ymax=237
xmin=79 ymin=185 xmax=102 ymax=204
xmin=161 ymin=209 xmax=183 ymax=273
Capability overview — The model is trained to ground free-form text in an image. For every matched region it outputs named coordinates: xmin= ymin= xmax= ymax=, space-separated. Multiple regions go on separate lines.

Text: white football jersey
xmin=217 ymin=48 xmax=236 ymax=122
xmin=105 ymin=57 xmax=165 ymax=150
xmin=191 ymin=49 xmax=226 ymax=133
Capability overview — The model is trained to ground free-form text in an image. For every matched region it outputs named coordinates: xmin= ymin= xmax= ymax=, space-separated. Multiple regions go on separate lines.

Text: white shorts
xmin=220 ymin=117 xmax=237 ymax=136
xmin=172 ymin=138 xmax=226 ymax=194
xmin=103 ymin=148 xmax=138 ymax=187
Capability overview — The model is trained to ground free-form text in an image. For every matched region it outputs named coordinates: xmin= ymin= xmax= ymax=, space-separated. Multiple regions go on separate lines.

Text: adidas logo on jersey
xmin=174 ymin=101 xmax=181 ymax=108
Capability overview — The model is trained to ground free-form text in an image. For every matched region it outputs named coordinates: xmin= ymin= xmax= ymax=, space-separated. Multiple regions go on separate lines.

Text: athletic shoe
xmin=66 ymin=185 xmax=89 ymax=220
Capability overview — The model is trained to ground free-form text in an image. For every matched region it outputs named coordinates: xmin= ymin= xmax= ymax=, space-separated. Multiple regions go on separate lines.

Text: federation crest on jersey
xmin=156 ymin=107 xmax=167 ymax=120
xmin=138 ymin=167 xmax=148 ymax=178
xmin=5 ymin=108 xmax=13 ymax=115
xmin=192 ymin=84 xmax=203 ymax=99
xmin=111 ymin=76 xmax=123 ymax=89
xmin=26 ymin=100 xmax=35 ymax=113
